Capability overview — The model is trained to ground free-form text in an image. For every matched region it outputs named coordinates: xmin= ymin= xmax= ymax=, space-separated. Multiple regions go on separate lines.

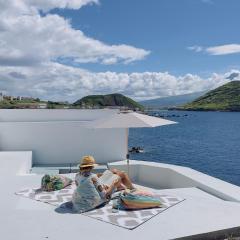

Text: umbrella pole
xmin=126 ymin=128 xmax=130 ymax=177
xmin=127 ymin=155 xmax=130 ymax=177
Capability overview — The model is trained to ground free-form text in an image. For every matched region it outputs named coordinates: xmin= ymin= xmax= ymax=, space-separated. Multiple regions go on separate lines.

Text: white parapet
xmin=0 ymin=151 xmax=32 ymax=175
xmin=108 ymin=160 xmax=240 ymax=202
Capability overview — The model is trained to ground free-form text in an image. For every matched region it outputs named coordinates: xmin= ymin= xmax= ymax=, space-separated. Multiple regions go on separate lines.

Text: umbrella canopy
xmin=89 ymin=111 xmax=177 ymax=177
xmin=90 ymin=111 xmax=177 ymax=129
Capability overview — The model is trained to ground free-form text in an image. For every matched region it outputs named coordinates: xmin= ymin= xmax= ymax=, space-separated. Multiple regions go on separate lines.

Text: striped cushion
xmin=114 ymin=193 xmax=162 ymax=210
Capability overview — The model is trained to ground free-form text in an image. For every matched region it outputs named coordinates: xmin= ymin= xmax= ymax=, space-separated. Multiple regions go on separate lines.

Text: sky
xmin=0 ymin=0 xmax=240 ymax=102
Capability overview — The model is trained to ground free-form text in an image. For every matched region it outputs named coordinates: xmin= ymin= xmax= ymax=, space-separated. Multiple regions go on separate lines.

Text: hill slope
xmin=182 ymin=81 xmax=240 ymax=111
xmin=73 ymin=93 xmax=144 ymax=110
xmin=140 ymin=91 xmax=206 ymax=108
xmin=0 ymin=98 xmax=70 ymax=109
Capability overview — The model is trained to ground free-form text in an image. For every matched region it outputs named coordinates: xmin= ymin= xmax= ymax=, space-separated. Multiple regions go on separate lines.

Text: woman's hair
xmin=80 ymin=166 xmax=93 ymax=172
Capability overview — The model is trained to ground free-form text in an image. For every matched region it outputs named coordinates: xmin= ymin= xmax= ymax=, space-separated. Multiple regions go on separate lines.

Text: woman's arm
xmin=91 ymin=177 xmax=107 ymax=199
xmin=105 ymin=178 xmax=121 ymax=198
xmin=92 ymin=177 xmax=121 ymax=199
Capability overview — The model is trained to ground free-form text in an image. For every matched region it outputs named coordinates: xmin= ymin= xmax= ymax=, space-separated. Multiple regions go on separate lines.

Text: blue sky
xmin=0 ymin=0 xmax=240 ymax=101
xmin=52 ymin=0 xmax=240 ymax=76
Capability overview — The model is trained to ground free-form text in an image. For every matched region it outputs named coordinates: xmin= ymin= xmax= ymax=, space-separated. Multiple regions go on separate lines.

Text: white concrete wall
xmin=0 ymin=151 xmax=32 ymax=175
xmin=109 ymin=160 xmax=240 ymax=202
xmin=0 ymin=110 xmax=127 ymax=165
xmin=0 ymin=109 xmax=116 ymax=122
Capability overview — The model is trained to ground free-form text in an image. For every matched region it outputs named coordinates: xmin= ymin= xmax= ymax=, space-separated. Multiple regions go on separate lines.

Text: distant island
xmin=178 ymin=81 xmax=240 ymax=111
xmin=0 ymin=92 xmax=144 ymax=110
xmin=140 ymin=91 xmax=206 ymax=109
xmin=73 ymin=93 xmax=144 ymax=111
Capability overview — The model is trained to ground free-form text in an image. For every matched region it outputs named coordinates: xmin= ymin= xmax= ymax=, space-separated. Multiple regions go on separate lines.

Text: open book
xmin=99 ymin=170 xmax=120 ymax=187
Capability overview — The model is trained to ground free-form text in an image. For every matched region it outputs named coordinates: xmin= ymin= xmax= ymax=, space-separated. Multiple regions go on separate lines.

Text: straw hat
xmin=79 ymin=155 xmax=98 ymax=168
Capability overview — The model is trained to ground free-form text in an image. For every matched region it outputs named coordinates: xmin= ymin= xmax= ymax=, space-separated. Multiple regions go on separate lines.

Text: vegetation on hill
xmin=0 ymin=98 xmax=70 ymax=109
xmin=181 ymin=81 xmax=240 ymax=111
xmin=73 ymin=93 xmax=144 ymax=110
xmin=0 ymin=93 xmax=143 ymax=110
xmin=0 ymin=98 xmax=41 ymax=109
xmin=46 ymin=101 xmax=70 ymax=109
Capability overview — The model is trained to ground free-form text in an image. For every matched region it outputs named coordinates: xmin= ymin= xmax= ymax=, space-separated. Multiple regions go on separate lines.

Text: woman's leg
xmin=111 ymin=169 xmax=134 ymax=190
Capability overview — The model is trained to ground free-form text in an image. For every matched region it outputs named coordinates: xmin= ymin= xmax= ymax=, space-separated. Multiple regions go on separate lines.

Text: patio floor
xmin=1 ymin=173 xmax=240 ymax=240
xmin=1 ymin=152 xmax=240 ymax=240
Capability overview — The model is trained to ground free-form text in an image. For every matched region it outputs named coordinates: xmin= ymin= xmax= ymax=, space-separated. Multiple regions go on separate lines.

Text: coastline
xmin=144 ymin=107 xmax=240 ymax=113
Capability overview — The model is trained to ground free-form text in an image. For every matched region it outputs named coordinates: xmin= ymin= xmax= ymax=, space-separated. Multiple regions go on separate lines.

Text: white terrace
xmin=1 ymin=109 xmax=240 ymax=240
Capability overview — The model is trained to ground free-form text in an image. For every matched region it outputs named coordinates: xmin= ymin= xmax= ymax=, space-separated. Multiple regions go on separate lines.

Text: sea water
xmin=129 ymin=111 xmax=240 ymax=186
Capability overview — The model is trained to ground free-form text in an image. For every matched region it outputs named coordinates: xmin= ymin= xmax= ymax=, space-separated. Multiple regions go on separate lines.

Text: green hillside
xmin=73 ymin=93 xmax=144 ymax=110
xmin=182 ymin=81 xmax=240 ymax=111
xmin=0 ymin=98 xmax=41 ymax=109
xmin=0 ymin=98 xmax=70 ymax=109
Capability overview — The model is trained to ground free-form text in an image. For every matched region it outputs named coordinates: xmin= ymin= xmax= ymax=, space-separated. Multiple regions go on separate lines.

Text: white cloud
xmin=0 ymin=0 xmax=235 ymax=102
xmin=187 ymin=45 xmax=203 ymax=53
xmin=0 ymin=0 xmax=98 ymax=15
xmin=206 ymin=44 xmax=240 ymax=55
xmin=26 ymin=0 xmax=99 ymax=12
xmin=0 ymin=62 xmax=235 ymax=101
xmin=188 ymin=44 xmax=240 ymax=56
xmin=0 ymin=0 xmax=149 ymax=67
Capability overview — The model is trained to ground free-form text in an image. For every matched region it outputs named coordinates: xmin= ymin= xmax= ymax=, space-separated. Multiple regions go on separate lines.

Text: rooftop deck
xmin=1 ymin=152 xmax=240 ymax=239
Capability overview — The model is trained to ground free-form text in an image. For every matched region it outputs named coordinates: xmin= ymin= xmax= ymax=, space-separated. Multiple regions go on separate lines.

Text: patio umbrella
xmin=90 ymin=111 xmax=177 ymax=175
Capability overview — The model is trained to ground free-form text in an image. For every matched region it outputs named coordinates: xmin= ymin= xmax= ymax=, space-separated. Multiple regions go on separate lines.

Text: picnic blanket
xmin=16 ymin=183 xmax=185 ymax=230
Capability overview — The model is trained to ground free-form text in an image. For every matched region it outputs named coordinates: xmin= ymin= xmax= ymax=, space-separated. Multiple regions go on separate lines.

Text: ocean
xmin=129 ymin=110 xmax=240 ymax=186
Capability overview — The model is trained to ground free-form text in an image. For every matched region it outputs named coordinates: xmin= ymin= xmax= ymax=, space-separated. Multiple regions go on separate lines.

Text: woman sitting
xmin=72 ymin=155 xmax=133 ymax=213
